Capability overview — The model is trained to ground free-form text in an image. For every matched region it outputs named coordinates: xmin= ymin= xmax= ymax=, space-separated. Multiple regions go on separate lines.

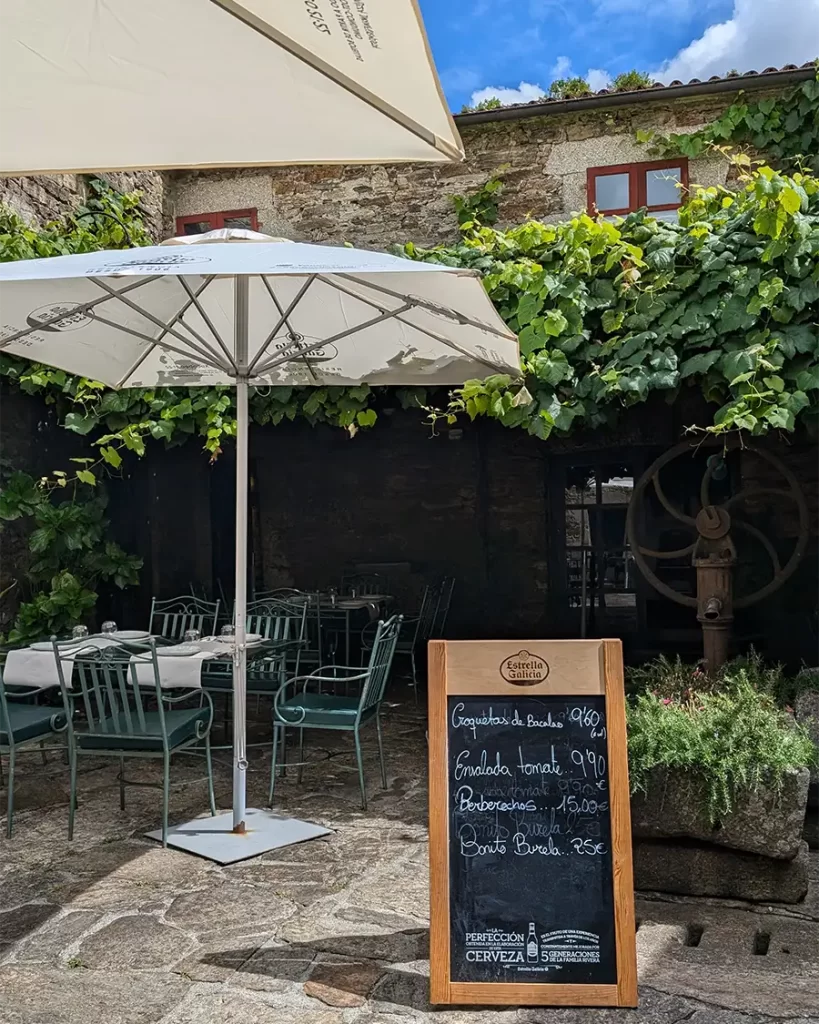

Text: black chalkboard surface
xmin=447 ymin=694 xmax=616 ymax=985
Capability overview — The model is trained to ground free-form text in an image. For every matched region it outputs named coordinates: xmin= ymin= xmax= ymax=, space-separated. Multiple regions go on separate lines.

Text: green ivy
xmin=0 ymin=471 xmax=141 ymax=645
xmin=400 ymin=161 xmax=819 ymax=440
xmin=636 ymin=69 xmax=819 ymax=171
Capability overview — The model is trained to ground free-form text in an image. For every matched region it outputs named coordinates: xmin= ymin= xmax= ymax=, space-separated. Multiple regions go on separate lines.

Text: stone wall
xmin=0 ymin=170 xmax=169 ymax=241
xmin=169 ymin=91 xmax=756 ymax=249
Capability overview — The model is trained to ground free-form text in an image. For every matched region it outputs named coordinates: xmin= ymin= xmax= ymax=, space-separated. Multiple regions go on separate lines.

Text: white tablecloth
xmin=2 ymin=637 xmax=244 ymax=690
xmin=3 ymin=636 xmax=121 ymax=688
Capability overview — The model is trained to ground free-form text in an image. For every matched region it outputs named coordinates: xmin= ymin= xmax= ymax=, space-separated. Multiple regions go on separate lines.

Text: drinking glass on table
xmin=328 ymin=586 xmax=338 ymax=608
xmin=71 ymin=625 xmax=89 ymax=640
xmin=183 ymin=628 xmax=201 ymax=644
xmin=101 ymin=620 xmax=118 ymax=635
xmin=220 ymin=624 xmax=235 ymax=639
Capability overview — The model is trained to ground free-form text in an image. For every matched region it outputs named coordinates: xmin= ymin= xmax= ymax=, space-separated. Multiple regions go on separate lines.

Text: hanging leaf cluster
xmin=399 ymin=162 xmax=819 ymax=440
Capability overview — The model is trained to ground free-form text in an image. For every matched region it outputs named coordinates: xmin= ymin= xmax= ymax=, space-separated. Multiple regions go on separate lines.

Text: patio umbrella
xmin=0 ymin=0 xmax=463 ymax=173
xmin=0 ymin=229 xmax=519 ymax=858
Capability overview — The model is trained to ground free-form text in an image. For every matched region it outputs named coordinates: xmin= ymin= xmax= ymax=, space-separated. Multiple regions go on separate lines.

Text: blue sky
xmin=418 ymin=0 xmax=819 ymax=112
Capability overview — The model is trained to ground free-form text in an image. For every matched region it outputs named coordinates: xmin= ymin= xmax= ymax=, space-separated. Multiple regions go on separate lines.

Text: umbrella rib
xmin=0 ymin=276 xmax=161 ymax=348
xmin=207 ymin=0 xmax=461 ymax=162
xmin=317 ymin=274 xmax=514 ymax=375
xmin=89 ymin=278 xmax=233 ymax=371
xmin=114 ymin=278 xmax=214 ymax=387
xmin=246 ymin=275 xmax=316 ymax=376
xmin=336 ymin=273 xmax=515 ymax=340
xmin=87 ymin=311 xmax=227 ymax=374
xmin=177 ymin=277 xmax=238 ymax=373
xmin=254 ymin=303 xmax=413 ymax=375
xmin=259 ymin=275 xmax=317 ymax=382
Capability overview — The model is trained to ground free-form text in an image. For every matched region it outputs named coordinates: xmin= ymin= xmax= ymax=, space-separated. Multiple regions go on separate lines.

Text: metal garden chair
xmin=360 ymin=577 xmax=453 ymax=700
xmin=269 ymin=613 xmax=402 ymax=810
xmin=203 ymin=595 xmax=308 ymax=697
xmin=149 ymin=595 xmax=220 ymax=641
xmin=53 ymin=637 xmax=216 ymax=847
xmin=0 ymin=667 xmax=66 ymax=838
xmin=341 ymin=572 xmax=389 ymax=597
xmin=431 ymin=576 xmax=455 ymax=637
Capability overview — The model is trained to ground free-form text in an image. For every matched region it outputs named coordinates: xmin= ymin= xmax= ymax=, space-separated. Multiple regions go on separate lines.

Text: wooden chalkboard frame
xmin=428 ymin=639 xmax=637 ymax=1007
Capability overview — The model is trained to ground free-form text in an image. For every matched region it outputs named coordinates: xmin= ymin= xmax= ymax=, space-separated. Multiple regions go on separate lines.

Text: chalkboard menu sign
xmin=429 ymin=640 xmax=637 ymax=1008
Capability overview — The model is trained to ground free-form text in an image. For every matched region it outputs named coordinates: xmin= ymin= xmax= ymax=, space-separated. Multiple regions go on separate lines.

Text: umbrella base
xmin=145 ymin=808 xmax=331 ymax=864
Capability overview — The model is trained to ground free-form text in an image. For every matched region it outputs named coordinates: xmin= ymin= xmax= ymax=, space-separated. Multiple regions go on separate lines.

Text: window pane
xmin=650 ymin=208 xmax=680 ymax=223
xmin=594 ymin=172 xmax=630 ymax=211
xmin=182 ymin=220 xmax=213 ymax=235
xmin=646 ymin=167 xmax=682 ymax=206
xmin=223 ymin=215 xmax=253 ymax=229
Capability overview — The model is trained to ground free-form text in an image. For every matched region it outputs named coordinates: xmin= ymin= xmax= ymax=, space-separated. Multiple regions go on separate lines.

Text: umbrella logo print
xmin=86 ymin=253 xmax=213 ymax=274
xmin=275 ymin=333 xmax=338 ymax=363
xmin=27 ymin=303 xmax=91 ymax=332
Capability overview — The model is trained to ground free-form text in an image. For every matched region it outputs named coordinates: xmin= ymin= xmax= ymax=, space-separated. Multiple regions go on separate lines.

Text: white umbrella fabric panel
xmin=0 ymin=0 xmax=462 ymax=173
xmin=0 ymin=241 xmax=520 ymax=387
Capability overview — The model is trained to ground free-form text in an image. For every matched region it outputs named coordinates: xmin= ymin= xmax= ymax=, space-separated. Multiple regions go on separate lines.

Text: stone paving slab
xmin=0 ymin=705 xmax=817 ymax=1024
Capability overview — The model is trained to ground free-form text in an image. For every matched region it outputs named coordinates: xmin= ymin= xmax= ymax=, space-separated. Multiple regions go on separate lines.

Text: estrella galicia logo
xmin=26 ymin=303 xmax=90 ymax=332
xmin=500 ymin=650 xmax=550 ymax=686
xmin=86 ymin=253 xmax=212 ymax=274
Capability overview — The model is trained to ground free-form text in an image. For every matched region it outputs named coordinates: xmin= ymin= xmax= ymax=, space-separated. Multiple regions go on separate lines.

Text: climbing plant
xmin=636 ymin=69 xmax=819 ymax=172
xmin=399 ymin=161 xmax=819 ymax=440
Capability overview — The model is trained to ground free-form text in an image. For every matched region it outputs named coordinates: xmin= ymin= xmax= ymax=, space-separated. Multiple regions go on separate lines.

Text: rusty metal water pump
xmin=625 ymin=440 xmax=809 ymax=673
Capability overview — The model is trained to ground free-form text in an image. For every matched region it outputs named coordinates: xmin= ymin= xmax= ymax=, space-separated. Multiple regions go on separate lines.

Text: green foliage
xmin=612 ymin=70 xmax=654 ymax=92
xmin=549 ymin=77 xmax=592 ymax=99
xmin=400 ymin=161 xmax=819 ymax=439
xmin=0 ymin=471 xmax=142 ymax=646
xmin=450 ymin=174 xmax=504 ymax=231
xmin=637 ymin=69 xmax=819 ymax=171
xmin=627 ymin=678 xmax=817 ymax=822
xmin=461 ymin=96 xmax=503 ymax=113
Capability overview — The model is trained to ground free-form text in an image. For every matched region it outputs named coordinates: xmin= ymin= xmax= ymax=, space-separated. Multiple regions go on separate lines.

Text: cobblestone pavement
xmin=0 ymin=701 xmax=817 ymax=1024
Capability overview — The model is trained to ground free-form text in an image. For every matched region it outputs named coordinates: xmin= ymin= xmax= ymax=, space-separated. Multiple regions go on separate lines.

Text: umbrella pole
xmin=232 ymin=277 xmax=250 ymax=833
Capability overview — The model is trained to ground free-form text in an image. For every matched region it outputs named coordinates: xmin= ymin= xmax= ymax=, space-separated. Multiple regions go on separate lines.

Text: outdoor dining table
xmin=2 ymin=633 xmax=265 ymax=691
xmin=308 ymin=593 xmax=392 ymax=665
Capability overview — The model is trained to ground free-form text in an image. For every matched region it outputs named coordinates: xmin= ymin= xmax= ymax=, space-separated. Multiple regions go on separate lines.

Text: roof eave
xmin=454 ymin=66 xmax=817 ymax=127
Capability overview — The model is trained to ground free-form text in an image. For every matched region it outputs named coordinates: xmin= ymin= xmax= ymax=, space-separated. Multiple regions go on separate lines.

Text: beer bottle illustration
xmin=527 ymin=922 xmax=539 ymax=963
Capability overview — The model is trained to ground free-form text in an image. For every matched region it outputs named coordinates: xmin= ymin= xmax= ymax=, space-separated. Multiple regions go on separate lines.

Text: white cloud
xmin=469 ymin=81 xmax=546 ymax=107
xmin=551 ymin=55 xmax=573 ymax=78
xmin=587 ymin=68 xmax=613 ymax=91
xmin=655 ymin=0 xmax=819 ymax=82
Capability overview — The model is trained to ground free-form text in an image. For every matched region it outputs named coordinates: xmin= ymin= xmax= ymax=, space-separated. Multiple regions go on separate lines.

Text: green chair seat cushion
xmin=76 ymin=705 xmax=210 ymax=752
xmin=0 ymin=701 xmax=65 ymax=745
xmin=275 ymin=692 xmax=375 ymax=728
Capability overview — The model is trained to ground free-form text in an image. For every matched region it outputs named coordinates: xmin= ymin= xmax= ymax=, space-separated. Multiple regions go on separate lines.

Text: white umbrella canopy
xmin=0 ymin=230 xmax=519 ymax=852
xmin=0 ymin=0 xmax=463 ymax=173
xmin=0 ymin=233 xmax=517 ymax=388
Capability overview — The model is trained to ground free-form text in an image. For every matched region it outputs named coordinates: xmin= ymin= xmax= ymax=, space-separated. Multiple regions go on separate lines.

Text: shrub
xmin=627 ymin=680 xmax=817 ymax=821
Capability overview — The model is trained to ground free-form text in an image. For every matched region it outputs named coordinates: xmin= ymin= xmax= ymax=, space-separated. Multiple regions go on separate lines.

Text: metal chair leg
xmin=280 ymin=727 xmax=288 ymax=778
xmin=205 ymin=735 xmax=216 ymax=816
xmin=410 ymin=649 xmax=419 ymax=707
xmin=40 ymin=741 xmax=48 ymax=766
xmin=297 ymin=728 xmax=305 ymax=784
xmin=119 ymin=757 xmax=126 ymax=811
xmin=6 ymin=749 xmax=15 ymax=839
xmin=68 ymin=746 xmax=77 ymax=841
xmin=0 ymin=750 xmax=4 ymax=788
xmin=354 ymin=728 xmax=367 ymax=810
xmin=161 ymin=751 xmax=170 ymax=848
xmin=268 ymin=725 xmax=280 ymax=805
xmin=376 ymin=714 xmax=387 ymax=790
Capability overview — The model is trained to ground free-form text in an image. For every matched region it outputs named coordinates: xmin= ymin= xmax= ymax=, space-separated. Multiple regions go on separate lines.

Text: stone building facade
xmin=0 ymin=170 xmax=169 ymax=241
xmin=166 ymin=70 xmax=810 ymax=249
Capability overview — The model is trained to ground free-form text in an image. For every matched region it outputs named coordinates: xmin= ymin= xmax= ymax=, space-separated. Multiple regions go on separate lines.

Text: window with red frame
xmin=175 ymin=209 xmax=258 ymax=235
xmin=587 ymin=160 xmax=689 ymax=220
